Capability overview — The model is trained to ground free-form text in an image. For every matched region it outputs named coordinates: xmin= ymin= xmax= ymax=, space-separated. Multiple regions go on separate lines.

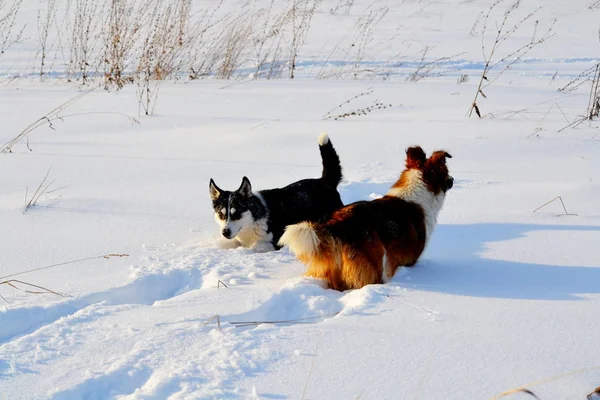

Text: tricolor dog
xmin=279 ymin=146 xmax=453 ymax=290
xmin=209 ymin=133 xmax=344 ymax=252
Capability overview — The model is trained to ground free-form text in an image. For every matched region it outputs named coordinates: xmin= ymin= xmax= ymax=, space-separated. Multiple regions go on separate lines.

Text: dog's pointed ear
xmin=429 ymin=150 xmax=452 ymax=165
xmin=237 ymin=176 xmax=252 ymax=197
xmin=405 ymin=146 xmax=427 ymax=169
xmin=209 ymin=178 xmax=222 ymax=201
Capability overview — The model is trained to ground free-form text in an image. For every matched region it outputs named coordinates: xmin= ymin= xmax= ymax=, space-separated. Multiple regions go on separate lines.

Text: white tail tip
xmin=318 ymin=132 xmax=329 ymax=146
xmin=279 ymin=222 xmax=320 ymax=256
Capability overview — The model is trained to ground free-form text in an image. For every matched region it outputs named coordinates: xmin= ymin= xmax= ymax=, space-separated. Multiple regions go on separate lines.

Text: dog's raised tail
xmin=279 ymin=222 xmax=320 ymax=257
xmin=318 ymin=132 xmax=342 ymax=187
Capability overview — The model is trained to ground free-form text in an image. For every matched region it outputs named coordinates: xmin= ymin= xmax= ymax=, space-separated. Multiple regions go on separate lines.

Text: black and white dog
xmin=209 ymin=133 xmax=344 ymax=252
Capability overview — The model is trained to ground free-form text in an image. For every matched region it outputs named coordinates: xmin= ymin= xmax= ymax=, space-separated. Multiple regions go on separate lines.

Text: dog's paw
xmin=251 ymin=241 xmax=275 ymax=253
xmin=216 ymin=238 xmax=241 ymax=250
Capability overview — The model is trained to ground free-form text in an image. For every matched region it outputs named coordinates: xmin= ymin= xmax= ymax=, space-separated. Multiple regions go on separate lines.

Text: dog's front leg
xmin=251 ymin=240 xmax=275 ymax=253
xmin=216 ymin=237 xmax=241 ymax=250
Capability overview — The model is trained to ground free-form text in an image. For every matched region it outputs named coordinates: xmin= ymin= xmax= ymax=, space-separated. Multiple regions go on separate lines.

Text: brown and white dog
xmin=278 ymin=146 xmax=453 ymax=291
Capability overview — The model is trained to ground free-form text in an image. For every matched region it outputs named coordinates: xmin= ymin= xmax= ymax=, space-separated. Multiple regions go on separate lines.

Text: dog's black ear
xmin=237 ymin=176 xmax=252 ymax=197
xmin=209 ymin=178 xmax=222 ymax=201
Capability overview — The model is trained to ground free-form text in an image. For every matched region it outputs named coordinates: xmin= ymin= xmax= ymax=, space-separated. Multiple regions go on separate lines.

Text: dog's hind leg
xmin=341 ymin=249 xmax=383 ymax=290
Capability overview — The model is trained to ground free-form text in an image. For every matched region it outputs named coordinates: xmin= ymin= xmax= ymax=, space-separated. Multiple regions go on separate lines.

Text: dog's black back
xmin=209 ymin=133 xmax=344 ymax=250
xmin=259 ymin=177 xmax=343 ymax=249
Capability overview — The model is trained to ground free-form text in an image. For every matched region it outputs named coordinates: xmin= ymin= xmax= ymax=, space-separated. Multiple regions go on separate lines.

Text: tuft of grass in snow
xmin=323 ymin=88 xmax=392 ymax=120
xmin=23 ymin=167 xmax=67 ymax=213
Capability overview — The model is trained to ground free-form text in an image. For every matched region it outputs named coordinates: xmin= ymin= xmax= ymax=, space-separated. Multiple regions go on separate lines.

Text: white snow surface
xmin=1 ymin=0 xmax=600 ymax=399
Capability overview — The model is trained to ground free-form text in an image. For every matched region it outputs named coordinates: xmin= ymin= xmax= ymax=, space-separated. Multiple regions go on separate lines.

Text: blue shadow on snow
xmin=406 ymin=223 xmax=600 ymax=300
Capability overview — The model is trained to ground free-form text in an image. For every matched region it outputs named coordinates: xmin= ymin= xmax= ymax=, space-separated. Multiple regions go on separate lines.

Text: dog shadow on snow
xmin=411 ymin=223 xmax=600 ymax=300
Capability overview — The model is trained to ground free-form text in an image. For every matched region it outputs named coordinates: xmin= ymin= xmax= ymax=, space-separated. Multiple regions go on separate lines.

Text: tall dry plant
xmin=288 ymin=0 xmax=321 ymax=79
xmin=134 ymin=0 xmax=193 ymax=115
xmin=586 ymin=63 xmax=600 ymax=120
xmin=316 ymin=5 xmax=402 ymax=80
xmin=0 ymin=0 xmax=24 ymax=58
xmin=214 ymin=13 xmax=252 ymax=79
xmin=66 ymin=0 xmax=105 ymax=83
xmin=102 ymin=0 xmax=151 ymax=90
xmin=468 ymin=0 xmax=555 ymax=118
xmin=187 ymin=0 xmax=227 ymax=80
xmin=251 ymin=0 xmax=291 ymax=79
xmin=36 ymin=0 xmax=60 ymax=80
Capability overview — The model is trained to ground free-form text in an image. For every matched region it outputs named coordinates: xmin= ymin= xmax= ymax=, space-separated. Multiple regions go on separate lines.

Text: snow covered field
xmin=1 ymin=0 xmax=600 ymax=399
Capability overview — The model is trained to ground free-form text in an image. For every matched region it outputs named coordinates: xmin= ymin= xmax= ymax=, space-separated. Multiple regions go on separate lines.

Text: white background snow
xmin=1 ymin=0 xmax=600 ymax=399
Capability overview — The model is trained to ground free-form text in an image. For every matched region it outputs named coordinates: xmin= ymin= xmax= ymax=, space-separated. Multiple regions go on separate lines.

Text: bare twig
xmin=24 ymin=167 xmax=55 ymax=212
xmin=202 ymin=315 xmax=221 ymax=331
xmin=558 ymin=64 xmax=598 ymax=93
xmin=217 ymin=279 xmax=228 ymax=288
xmin=0 ymin=279 xmax=67 ymax=300
xmin=323 ymin=88 xmax=373 ymax=118
xmin=468 ymin=0 xmax=555 ymax=117
xmin=0 ymin=253 xmax=129 ymax=281
xmin=229 ymin=312 xmax=340 ymax=327
xmin=323 ymin=89 xmax=392 ymax=120
xmin=532 ymin=196 xmax=577 ymax=216
xmin=0 ymin=0 xmax=25 ymax=58
xmin=1 ymin=89 xmax=94 ymax=153
xmin=586 ymin=63 xmax=600 ymax=120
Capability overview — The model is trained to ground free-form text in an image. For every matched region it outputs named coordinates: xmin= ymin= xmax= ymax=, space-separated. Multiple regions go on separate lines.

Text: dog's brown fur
xmin=279 ymin=146 xmax=453 ymax=291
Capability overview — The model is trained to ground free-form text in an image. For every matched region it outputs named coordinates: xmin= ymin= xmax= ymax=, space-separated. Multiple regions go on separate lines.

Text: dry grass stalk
xmin=329 ymin=0 xmax=354 ymax=15
xmin=350 ymin=5 xmax=389 ymax=79
xmin=323 ymin=88 xmax=373 ymax=118
xmin=468 ymin=0 xmax=555 ymax=118
xmin=0 ymin=279 xmax=67 ymax=303
xmin=0 ymin=253 xmax=128 ymax=303
xmin=0 ymin=0 xmax=24 ymax=58
xmin=188 ymin=0 xmax=228 ymax=80
xmin=251 ymin=0 xmax=291 ymax=80
xmin=0 ymin=253 xmax=129 ymax=282
xmin=457 ymin=74 xmax=469 ymax=84
xmin=202 ymin=315 xmax=221 ymax=331
xmin=36 ymin=0 xmax=60 ymax=81
xmin=0 ymin=89 xmax=94 ymax=153
xmin=532 ymin=196 xmax=577 ymax=216
xmin=102 ymin=0 xmax=147 ymax=90
xmin=323 ymin=88 xmax=392 ymax=120
xmin=557 ymin=62 xmax=600 ymax=130
xmin=24 ymin=167 xmax=67 ymax=212
xmin=558 ymin=64 xmax=599 ymax=93
xmin=134 ymin=0 xmax=196 ymax=114
xmin=586 ymin=63 xmax=600 ymax=120
xmin=288 ymin=0 xmax=321 ymax=79
xmin=316 ymin=5 xmax=396 ymax=80
xmin=229 ymin=312 xmax=339 ymax=328
xmin=215 ymin=15 xmax=252 ymax=79
xmin=407 ymin=45 xmax=465 ymax=82
xmin=66 ymin=0 xmax=105 ymax=83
